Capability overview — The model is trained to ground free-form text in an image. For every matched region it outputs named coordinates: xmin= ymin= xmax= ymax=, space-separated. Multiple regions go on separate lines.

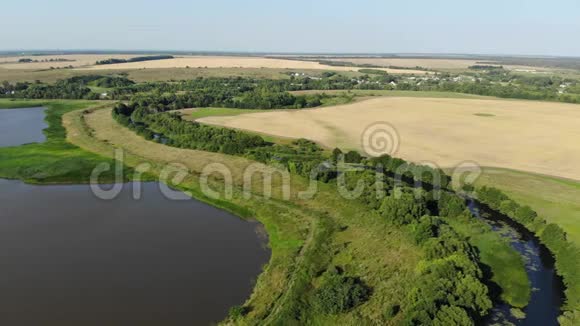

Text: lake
xmin=0 ymin=107 xmax=47 ymax=147
xmin=0 ymin=179 xmax=270 ymax=325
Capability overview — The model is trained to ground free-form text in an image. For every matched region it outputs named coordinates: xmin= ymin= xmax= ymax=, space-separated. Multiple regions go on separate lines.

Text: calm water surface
xmin=0 ymin=107 xmax=47 ymax=147
xmin=469 ymin=201 xmax=563 ymax=326
xmin=0 ymin=180 xmax=270 ymax=326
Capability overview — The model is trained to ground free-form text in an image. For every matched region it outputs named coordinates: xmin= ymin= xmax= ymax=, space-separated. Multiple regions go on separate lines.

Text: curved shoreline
xmin=3 ymin=98 xmax=576 ymax=324
xmin=64 ymin=104 xmax=423 ymax=324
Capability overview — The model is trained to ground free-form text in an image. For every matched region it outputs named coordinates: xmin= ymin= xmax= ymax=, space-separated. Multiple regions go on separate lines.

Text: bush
xmin=438 ymin=192 xmax=467 ymax=218
xmin=383 ymin=304 xmax=400 ymax=319
xmin=514 ymin=205 xmax=538 ymax=225
xmin=379 ymin=192 xmax=428 ymax=225
xmin=433 ymin=305 xmax=474 ymax=326
xmin=344 ymin=150 xmax=363 ymax=163
xmin=314 ymin=274 xmax=371 ymax=314
xmin=228 ymin=305 xmax=248 ymax=320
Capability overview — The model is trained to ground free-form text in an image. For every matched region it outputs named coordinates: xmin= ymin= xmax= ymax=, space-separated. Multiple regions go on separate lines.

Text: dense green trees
xmin=95 ymin=55 xmax=174 ymax=65
xmin=3 ymin=69 xmax=579 ymax=104
xmin=17 ymin=81 xmax=95 ymax=99
xmin=379 ymin=192 xmax=428 ymax=225
xmin=108 ymin=83 xmax=580 ymax=324
xmin=0 ymin=75 xmax=135 ymax=99
xmin=313 ymin=270 xmax=371 ymax=314
xmin=108 ymin=79 xmax=327 ymax=109
xmin=113 ymin=105 xmax=266 ymax=155
xmin=367 ymin=182 xmax=492 ymax=324
xmin=477 ymin=186 xmax=580 ymax=324
xmin=406 ymin=231 xmax=492 ymax=324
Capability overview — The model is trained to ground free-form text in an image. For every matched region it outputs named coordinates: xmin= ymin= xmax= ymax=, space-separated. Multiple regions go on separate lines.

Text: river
xmin=469 ymin=200 xmax=564 ymax=326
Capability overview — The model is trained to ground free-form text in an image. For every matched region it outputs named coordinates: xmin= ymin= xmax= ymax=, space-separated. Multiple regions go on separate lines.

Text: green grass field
xmin=475 ymin=167 xmax=580 ymax=245
xmin=63 ymin=105 xmax=423 ymax=324
xmin=2 ymin=94 xmax=570 ymax=322
xmin=182 ymin=107 xmax=267 ymax=120
xmin=0 ymin=99 xmax=132 ymax=183
xmin=448 ymin=218 xmax=531 ymax=307
xmin=290 ymin=89 xmax=495 ymax=99
xmin=0 ymin=67 xmax=363 ymax=83
xmin=0 ymin=99 xmax=47 ymax=109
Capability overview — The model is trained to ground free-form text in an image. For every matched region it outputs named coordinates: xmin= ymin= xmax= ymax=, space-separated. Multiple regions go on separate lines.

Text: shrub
xmin=228 ymin=305 xmax=248 ymax=320
xmin=314 ymin=274 xmax=371 ymax=314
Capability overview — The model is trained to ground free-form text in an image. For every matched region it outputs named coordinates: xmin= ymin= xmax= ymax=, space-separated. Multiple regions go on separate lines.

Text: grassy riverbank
xmin=180 ymin=100 xmax=533 ymax=311
xmin=0 ymin=97 xmax=537 ymax=323
xmin=63 ymin=105 xmax=422 ymax=324
xmin=476 ymin=167 xmax=580 ymax=245
xmin=0 ymin=99 xmax=47 ymax=109
xmin=448 ymin=218 xmax=531 ymax=308
xmin=0 ymin=99 xmax=132 ymax=183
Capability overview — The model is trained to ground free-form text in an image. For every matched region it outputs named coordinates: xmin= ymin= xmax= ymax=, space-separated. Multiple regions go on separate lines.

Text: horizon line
xmin=1 ymin=49 xmax=579 ymax=59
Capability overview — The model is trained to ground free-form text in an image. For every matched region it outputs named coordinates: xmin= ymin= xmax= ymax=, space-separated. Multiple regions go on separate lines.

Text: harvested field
xmin=77 ymin=56 xmax=429 ymax=74
xmin=0 ymin=54 xmax=137 ymax=69
xmin=199 ymin=97 xmax=580 ymax=180
xmin=321 ymin=57 xmax=555 ymax=72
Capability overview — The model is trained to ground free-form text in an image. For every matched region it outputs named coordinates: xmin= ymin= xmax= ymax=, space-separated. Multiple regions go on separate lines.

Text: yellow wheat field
xmin=0 ymin=54 xmax=137 ymax=70
xmin=199 ymin=97 xmax=580 ymax=180
xmin=76 ymin=56 xmax=429 ymax=74
xmin=322 ymin=58 xmax=552 ymax=72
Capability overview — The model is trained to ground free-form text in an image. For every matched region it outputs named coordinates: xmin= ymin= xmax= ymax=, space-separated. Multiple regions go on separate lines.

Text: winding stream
xmin=469 ymin=201 xmax=564 ymax=326
xmin=0 ymin=106 xmax=566 ymax=324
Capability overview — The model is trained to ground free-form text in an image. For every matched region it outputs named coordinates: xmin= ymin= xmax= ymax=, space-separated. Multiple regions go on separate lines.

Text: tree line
xmin=95 ymin=55 xmax=174 ymax=65
xmin=3 ymin=72 xmax=579 ymax=105
xmin=113 ymin=93 xmax=494 ymax=324
xmin=478 ymin=186 xmax=580 ymax=326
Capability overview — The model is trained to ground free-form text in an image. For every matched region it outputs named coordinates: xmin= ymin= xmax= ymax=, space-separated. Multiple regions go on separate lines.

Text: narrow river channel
xmin=468 ymin=200 xmax=564 ymax=326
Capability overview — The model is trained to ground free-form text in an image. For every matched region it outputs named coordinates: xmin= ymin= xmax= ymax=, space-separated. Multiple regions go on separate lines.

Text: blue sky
xmin=1 ymin=0 xmax=579 ymax=56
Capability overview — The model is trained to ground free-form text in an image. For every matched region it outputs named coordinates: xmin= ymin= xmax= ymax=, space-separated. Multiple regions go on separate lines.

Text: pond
xmin=0 ymin=107 xmax=47 ymax=147
xmin=0 ymin=179 xmax=270 ymax=325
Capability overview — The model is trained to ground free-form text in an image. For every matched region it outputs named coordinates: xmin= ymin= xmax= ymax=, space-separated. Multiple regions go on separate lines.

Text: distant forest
xmin=96 ymin=55 xmax=174 ymax=65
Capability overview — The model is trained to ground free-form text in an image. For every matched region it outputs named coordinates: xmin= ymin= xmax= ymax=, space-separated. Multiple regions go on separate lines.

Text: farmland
xmin=198 ymin=96 xmax=580 ymax=181
xmin=0 ymin=54 xmax=137 ymax=69
xmin=2 ymin=55 xmax=580 ymax=324
xmin=319 ymin=57 xmax=559 ymax=73
xmin=475 ymin=167 xmax=580 ymax=245
xmin=75 ymin=55 xmax=428 ymax=74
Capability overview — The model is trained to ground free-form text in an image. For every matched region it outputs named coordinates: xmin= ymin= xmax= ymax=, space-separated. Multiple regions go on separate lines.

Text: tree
xmin=379 ymin=192 xmax=428 ymax=225
xmin=499 ymin=199 xmax=519 ymax=216
xmin=314 ymin=274 xmax=370 ymax=314
xmin=433 ymin=305 xmax=474 ymax=326
xmin=438 ymin=192 xmax=467 ymax=218
xmin=514 ymin=205 xmax=538 ymax=224
xmin=344 ymin=150 xmax=363 ymax=163
xmin=228 ymin=305 xmax=248 ymax=320
xmin=452 ymin=275 xmax=492 ymax=316
xmin=332 ymin=148 xmax=343 ymax=162
xmin=414 ymin=217 xmax=437 ymax=244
